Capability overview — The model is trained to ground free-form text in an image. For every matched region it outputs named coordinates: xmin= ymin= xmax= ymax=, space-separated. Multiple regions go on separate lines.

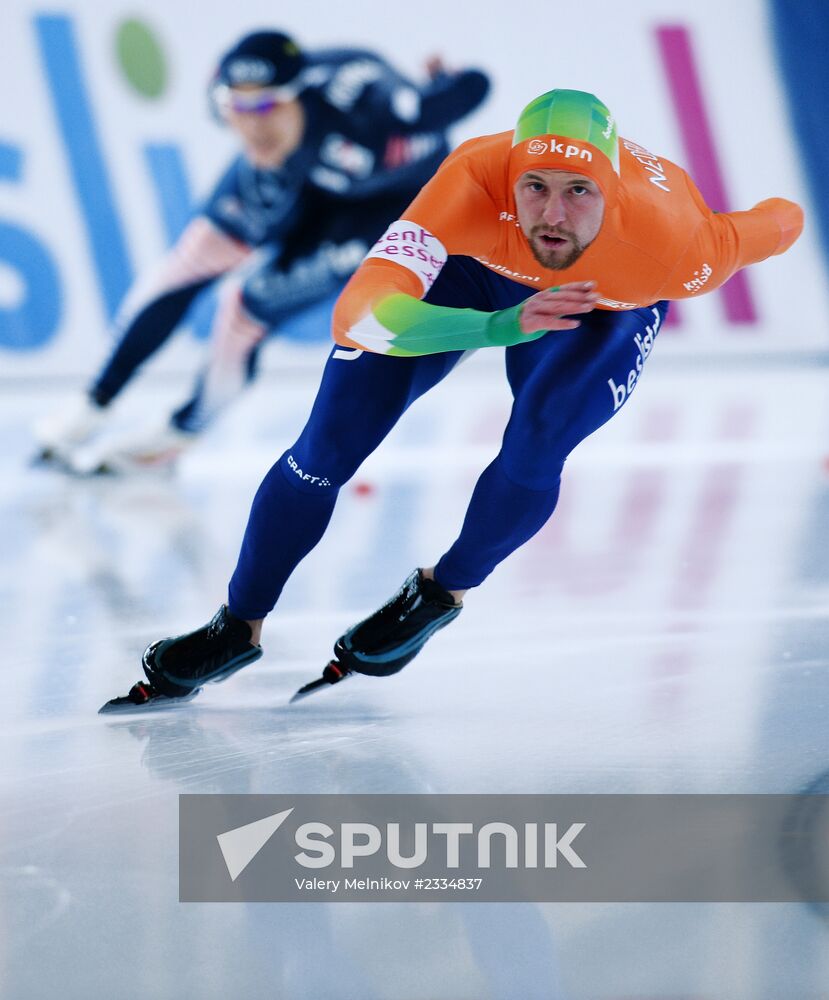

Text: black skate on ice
xmin=99 ymin=605 xmax=263 ymax=714
xmin=291 ymin=569 xmax=461 ymax=702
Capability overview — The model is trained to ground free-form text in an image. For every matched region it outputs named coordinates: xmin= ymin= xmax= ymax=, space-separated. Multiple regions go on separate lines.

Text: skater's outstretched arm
xmin=320 ymin=48 xmax=488 ymax=136
xmin=655 ymin=185 xmax=803 ymax=300
xmin=352 ymin=60 xmax=489 ymax=134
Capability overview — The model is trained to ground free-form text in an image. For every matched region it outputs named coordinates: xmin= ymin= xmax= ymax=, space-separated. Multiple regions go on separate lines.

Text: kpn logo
xmin=216 ymin=806 xmax=587 ymax=880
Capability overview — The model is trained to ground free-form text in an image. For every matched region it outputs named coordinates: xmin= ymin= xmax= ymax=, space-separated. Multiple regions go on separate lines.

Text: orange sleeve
xmin=658 ymin=172 xmax=803 ymax=299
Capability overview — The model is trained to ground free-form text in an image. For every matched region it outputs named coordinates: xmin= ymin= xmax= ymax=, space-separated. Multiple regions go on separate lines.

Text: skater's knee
xmin=212 ymin=285 xmax=267 ymax=356
xmin=281 ymin=418 xmax=380 ymax=493
xmin=276 ymin=448 xmax=344 ymax=494
xmin=239 ymin=278 xmax=273 ymax=327
xmin=499 ymin=446 xmax=565 ymax=493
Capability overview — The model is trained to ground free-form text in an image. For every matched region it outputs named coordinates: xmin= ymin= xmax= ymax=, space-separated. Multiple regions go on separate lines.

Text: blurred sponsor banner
xmin=1 ymin=0 xmax=826 ymax=378
xmin=770 ymin=2 xmax=829 ymax=278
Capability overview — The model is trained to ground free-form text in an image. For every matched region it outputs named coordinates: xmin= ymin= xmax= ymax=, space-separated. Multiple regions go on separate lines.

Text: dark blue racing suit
xmin=90 ymin=48 xmax=489 ymax=432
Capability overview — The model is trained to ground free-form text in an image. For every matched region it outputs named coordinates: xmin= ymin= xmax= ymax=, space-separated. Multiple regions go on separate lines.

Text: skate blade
xmin=30 ymin=447 xmax=75 ymax=472
xmin=98 ymin=687 xmax=202 ymax=715
xmin=290 ymin=662 xmax=352 ymax=703
xmin=30 ymin=448 xmax=115 ymax=479
xmin=289 ymin=677 xmax=333 ymax=703
xmin=68 ymin=449 xmax=181 ymax=478
xmin=68 ymin=458 xmax=158 ymax=479
xmin=31 ymin=447 xmax=56 ymax=467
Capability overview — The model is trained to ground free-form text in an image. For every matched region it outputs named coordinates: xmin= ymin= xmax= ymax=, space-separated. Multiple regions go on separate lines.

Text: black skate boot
xmin=99 ymin=605 xmax=262 ymax=714
xmin=291 ymin=569 xmax=461 ymax=701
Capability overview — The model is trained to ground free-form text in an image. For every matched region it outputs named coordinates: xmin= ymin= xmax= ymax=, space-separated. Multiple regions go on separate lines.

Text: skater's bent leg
xmin=172 ymin=238 xmax=360 ymax=433
xmin=171 ymin=281 xmax=267 ymax=433
xmin=92 ymin=218 xmax=249 ymax=405
xmin=434 ymin=302 xmax=668 ymax=592
xmin=92 ymin=280 xmax=210 ymax=405
xmin=434 ymin=455 xmax=563 ymax=591
xmin=227 ymin=347 xmax=462 ymax=621
xmin=228 ymin=254 xmax=510 ymax=620
xmin=228 ymin=468 xmax=340 ymax=621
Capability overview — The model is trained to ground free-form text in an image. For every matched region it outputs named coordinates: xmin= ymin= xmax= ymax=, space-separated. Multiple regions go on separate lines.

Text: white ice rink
xmin=2 ymin=346 xmax=828 ymax=999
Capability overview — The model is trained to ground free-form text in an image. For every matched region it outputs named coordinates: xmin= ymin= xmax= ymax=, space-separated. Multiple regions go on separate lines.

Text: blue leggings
xmin=228 ymin=257 xmax=668 ymax=619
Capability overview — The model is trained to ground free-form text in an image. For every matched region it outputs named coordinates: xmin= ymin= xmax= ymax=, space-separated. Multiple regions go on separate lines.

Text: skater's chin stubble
xmin=527 ymin=231 xmax=590 ymax=270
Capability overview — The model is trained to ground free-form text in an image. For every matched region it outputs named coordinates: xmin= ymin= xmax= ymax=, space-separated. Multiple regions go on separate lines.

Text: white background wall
xmin=1 ymin=0 xmax=827 ymax=379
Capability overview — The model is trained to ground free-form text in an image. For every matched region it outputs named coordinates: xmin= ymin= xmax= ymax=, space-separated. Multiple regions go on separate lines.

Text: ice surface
xmin=1 ymin=348 xmax=828 ymax=999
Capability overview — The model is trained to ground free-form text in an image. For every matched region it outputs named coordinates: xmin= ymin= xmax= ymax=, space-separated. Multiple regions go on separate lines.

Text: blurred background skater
xmin=33 ymin=29 xmax=489 ymax=475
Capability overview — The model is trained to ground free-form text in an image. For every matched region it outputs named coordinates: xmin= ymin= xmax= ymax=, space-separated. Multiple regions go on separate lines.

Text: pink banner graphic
xmin=656 ymin=25 xmax=758 ymax=326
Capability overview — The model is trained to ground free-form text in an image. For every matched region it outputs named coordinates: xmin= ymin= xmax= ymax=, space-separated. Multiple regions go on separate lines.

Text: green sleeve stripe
xmin=370 ymin=294 xmax=547 ymax=356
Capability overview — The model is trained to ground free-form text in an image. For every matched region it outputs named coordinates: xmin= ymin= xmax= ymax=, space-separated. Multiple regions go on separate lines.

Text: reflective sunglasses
xmin=213 ymin=84 xmax=297 ymax=116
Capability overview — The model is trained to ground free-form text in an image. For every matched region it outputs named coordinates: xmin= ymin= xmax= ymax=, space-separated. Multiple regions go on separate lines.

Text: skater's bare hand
xmin=519 ymin=282 xmax=599 ymax=334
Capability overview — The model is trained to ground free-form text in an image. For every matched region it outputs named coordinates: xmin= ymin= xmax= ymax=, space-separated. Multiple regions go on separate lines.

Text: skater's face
xmin=219 ymin=84 xmax=305 ymax=168
xmin=514 ymin=170 xmax=605 ymax=270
